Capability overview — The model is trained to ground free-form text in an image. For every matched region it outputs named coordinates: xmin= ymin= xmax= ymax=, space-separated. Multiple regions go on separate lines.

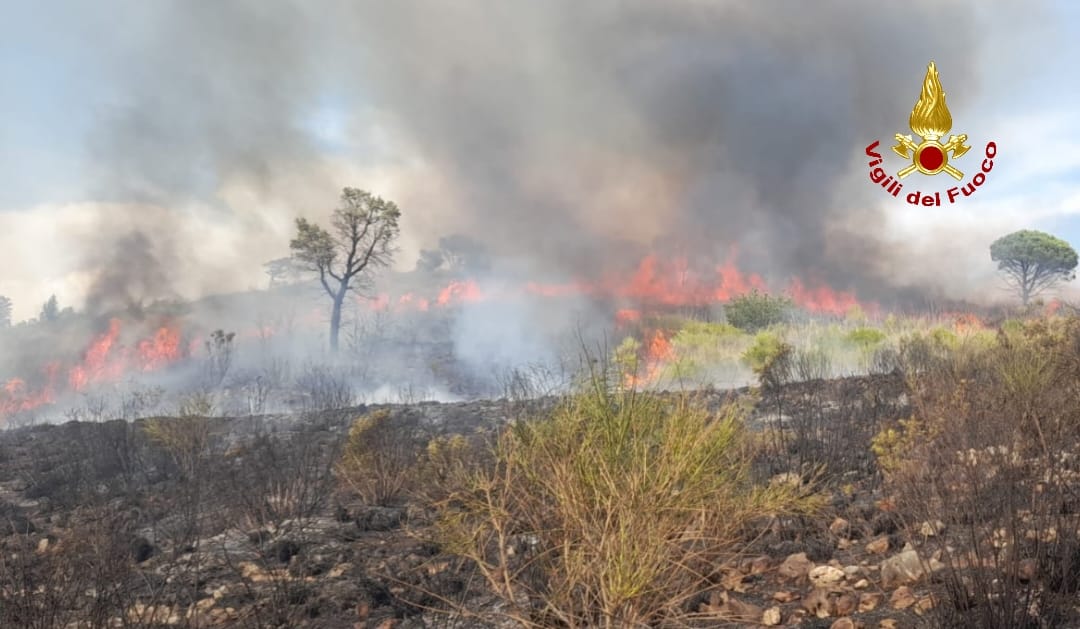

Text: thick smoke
xmin=84 ymin=230 xmax=177 ymax=315
xmin=66 ymin=0 xmax=1050 ymax=308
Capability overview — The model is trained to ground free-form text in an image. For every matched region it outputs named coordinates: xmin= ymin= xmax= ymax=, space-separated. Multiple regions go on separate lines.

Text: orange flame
xmin=786 ymin=278 xmax=860 ymax=316
xmin=625 ymin=330 xmax=675 ymax=388
xmin=436 ymin=280 xmax=484 ymax=306
xmin=1 ymin=319 xmax=189 ymax=423
xmin=953 ymin=312 xmax=986 ymax=333
xmin=615 ymin=309 xmax=642 ymax=326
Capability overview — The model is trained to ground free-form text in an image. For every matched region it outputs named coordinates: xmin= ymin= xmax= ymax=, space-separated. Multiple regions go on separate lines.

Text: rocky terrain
xmin=0 ymin=372 xmax=1072 ymax=628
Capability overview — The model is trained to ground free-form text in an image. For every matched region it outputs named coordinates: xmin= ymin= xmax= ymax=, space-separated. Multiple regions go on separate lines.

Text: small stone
xmin=853 ymin=578 xmax=870 ymax=589
xmin=830 ymin=517 xmax=851 ymax=535
xmin=803 ymin=588 xmax=833 ymax=618
xmin=36 ymin=538 xmax=49 ymax=553
xmin=744 ymin=555 xmax=771 ymax=574
xmin=890 ymin=586 xmax=916 ymax=610
xmin=706 ymin=591 xmax=762 ymax=622
xmin=865 ymin=536 xmax=889 ymax=555
xmin=879 ymin=620 xmax=899 ymax=629
xmin=830 ymin=618 xmax=862 ymax=629
xmin=858 ymin=592 xmax=882 ymax=612
xmin=843 ymin=565 xmax=861 ymax=577
xmin=881 ymin=550 xmax=926 ymax=588
xmin=778 ymin=552 xmax=813 ymax=581
xmin=762 ymin=606 xmax=782 ymax=626
xmin=834 ymin=593 xmax=857 ymax=616
xmin=809 ymin=565 xmax=846 ymax=588
xmin=837 ymin=537 xmax=854 ymax=550
xmin=920 ymin=520 xmax=945 ymax=537
xmin=773 ymin=590 xmax=797 ymax=603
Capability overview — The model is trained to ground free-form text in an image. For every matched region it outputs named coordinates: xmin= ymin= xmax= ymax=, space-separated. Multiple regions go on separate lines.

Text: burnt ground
xmin=0 ymin=373 xmax=1018 ymax=628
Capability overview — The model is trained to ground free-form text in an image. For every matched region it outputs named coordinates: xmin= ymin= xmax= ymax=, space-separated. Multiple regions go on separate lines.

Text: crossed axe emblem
xmin=891 ymin=133 xmax=971 ymax=180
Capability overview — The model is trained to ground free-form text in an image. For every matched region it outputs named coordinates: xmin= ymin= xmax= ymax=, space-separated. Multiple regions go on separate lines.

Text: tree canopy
xmin=990 ymin=230 xmax=1078 ymax=305
xmin=290 ymin=188 xmax=401 ymax=352
xmin=39 ymin=295 xmax=59 ymax=323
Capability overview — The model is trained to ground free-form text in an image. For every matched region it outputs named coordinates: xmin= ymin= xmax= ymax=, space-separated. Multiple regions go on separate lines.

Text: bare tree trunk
xmin=330 ymin=288 xmax=346 ymax=353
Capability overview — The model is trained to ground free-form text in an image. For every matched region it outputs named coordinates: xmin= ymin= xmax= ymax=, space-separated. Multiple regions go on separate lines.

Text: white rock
xmin=809 ymin=564 xmax=846 ymax=587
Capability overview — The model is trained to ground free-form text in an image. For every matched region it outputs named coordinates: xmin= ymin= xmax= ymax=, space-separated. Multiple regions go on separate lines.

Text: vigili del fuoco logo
xmin=865 ymin=61 xmax=997 ymax=206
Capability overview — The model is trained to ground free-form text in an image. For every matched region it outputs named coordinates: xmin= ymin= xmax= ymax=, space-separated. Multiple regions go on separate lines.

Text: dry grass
xmin=435 ymin=378 xmax=819 ymax=628
xmin=875 ymin=316 xmax=1080 ymax=627
xmin=338 ymin=409 xmax=427 ymax=506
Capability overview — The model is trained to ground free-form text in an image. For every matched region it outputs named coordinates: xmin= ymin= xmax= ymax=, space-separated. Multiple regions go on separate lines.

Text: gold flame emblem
xmin=892 ymin=61 xmax=971 ymax=180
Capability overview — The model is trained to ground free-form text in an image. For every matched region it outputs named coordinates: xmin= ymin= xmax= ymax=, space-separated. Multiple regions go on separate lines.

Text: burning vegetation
xmin=3 ymin=3 xmax=1079 ymax=627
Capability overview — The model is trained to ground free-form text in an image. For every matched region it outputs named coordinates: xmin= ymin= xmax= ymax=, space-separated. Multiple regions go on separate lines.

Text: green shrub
xmin=845 ymin=326 xmax=886 ymax=347
xmin=435 ymin=385 xmax=815 ymax=627
xmin=844 ymin=304 xmax=868 ymax=325
xmin=724 ymin=290 xmax=792 ymax=332
xmin=665 ymin=321 xmax=747 ymax=382
xmin=928 ymin=326 xmax=958 ymax=349
xmin=612 ymin=336 xmax=642 ymax=385
xmin=741 ymin=331 xmax=793 ymax=388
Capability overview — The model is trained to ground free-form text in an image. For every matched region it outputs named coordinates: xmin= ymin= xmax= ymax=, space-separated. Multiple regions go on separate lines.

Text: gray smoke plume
xmin=67 ymin=0 xmax=1051 ymax=307
xmin=84 ymin=230 xmax=177 ymax=315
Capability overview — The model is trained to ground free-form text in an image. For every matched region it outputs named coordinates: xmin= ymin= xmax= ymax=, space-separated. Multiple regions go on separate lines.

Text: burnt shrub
xmin=293 ymin=364 xmax=354 ymax=413
xmin=223 ymin=426 xmax=339 ymax=531
xmin=874 ymin=317 xmax=1080 ymax=628
xmin=337 ymin=409 xmax=427 ymax=506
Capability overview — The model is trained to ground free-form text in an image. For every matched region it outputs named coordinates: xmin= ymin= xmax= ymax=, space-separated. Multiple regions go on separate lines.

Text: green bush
xmin=665 ymin=321 xmax=747 ymax=381
xmin=845 ymin=326 xmax=886 ymax=347
xmin=724 ymin=290 xmax=792 ymax=332
xmin=741 ymin=331 xmax=793 ymax=389
xmin=612 ymin=336 xmax=642 ymax=384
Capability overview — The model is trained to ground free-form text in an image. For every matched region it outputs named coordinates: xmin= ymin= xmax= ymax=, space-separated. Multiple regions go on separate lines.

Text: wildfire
xmin=625 ymin=330 xmax=674 ymax=388
xmin=436 ymin=280 xmax=483 ymax=306
xmin=787 ymin=278 xmax=860 ymax=316
xmin=365 ymin=251 xmax=875 ymax=317
xmin=615 ymin=309 xmax=642 ymax=326
xmin=953 ymin=313 xmax=986 ymax=334
xmin=1 ymin=251 xmax=879 ymax=422
xmin=1 ymin=319 xmax=189 ymax=423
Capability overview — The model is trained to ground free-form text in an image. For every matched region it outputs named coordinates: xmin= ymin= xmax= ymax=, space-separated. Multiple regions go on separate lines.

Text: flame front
xmin=625 ymin=330 xmax=674 ymax=388
xmin=1 ymin=319 xmax=188 ymax=423
xmin=1 ymin=251 xmax=876 ymax=421
xmin=909 ymin=61 xmax=952 ymax=140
